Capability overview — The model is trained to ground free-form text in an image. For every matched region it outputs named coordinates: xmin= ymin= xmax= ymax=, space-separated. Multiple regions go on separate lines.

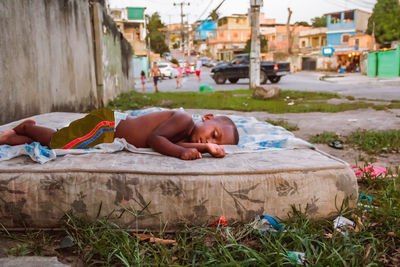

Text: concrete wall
xmin=98 ymin=6 xmax=133 ymax=106
xmin=0 ymin=0 xmax=133 ymax=124
xmin=355 ymin=10 xmax=371 ymax=33
xmin=275 ymin=53 xmax=337 ymax=72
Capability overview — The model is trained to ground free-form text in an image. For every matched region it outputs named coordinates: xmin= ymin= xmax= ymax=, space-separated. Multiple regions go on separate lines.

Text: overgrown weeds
xmin=265 ymin=119 xmax=299 ymax=131
xmin=309 ymin=131 xmax=340 ymax=144
xmin=348 ymin=129 xmax=400 ymax=154
xmin=309 ymin=129 xmax=400 ymax=154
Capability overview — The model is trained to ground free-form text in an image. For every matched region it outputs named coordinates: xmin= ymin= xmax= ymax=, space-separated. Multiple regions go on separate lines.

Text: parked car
xmin=177 ymin=59 xmax=184 ymax=66
xmin=210 ymin=54 xmax=290 ymax=84
xmin=208 ymin=60 xmax=218 ymax=67
xmin=208 ymin=60 xmax=225 ymax=67
xmin=158 ymin=62 xmax=177 ymax=79
xmin=201 ymin=58 xmax=210 ymax=67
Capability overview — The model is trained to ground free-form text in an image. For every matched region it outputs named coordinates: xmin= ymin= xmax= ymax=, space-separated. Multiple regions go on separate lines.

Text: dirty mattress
xmin=0 ymin=112 xmax=358 ymax=230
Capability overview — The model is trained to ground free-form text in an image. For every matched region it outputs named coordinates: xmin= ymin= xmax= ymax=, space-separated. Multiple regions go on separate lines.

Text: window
xmin=343 ymin=11 xmax=354 ymax=23
xmin=218 ymin=18 xmax=227 ymax=26
xmin=342 ymin=34 xmax=350 ymax=43
xmin=111 ymin=10 xmax=122 ymax=19
xmin=301 ymin=40 xmax=306 ymax=48
xmin=355 ymin=38 xmax=359 ymax=45
xmin=330 ymin=13 xmax=341 ymax=24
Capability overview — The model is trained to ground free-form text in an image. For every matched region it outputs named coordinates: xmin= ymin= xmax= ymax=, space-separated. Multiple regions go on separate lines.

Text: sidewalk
xmin=320 ymin=73 xmax=400 ymax=85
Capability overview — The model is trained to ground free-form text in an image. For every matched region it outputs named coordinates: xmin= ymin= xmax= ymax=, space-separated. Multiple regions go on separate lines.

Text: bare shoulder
xmin=172 ymin=110 xmax=192 ymax=121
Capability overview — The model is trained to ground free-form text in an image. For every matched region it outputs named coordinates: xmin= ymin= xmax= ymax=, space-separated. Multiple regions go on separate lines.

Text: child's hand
xmin=180 ymin=148 xmax=202 ymax=160
xmin=207 ymin=144 xmax=225 ymax=158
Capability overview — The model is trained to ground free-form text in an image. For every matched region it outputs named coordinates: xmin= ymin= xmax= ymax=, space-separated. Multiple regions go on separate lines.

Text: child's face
xmin=190 ymin=116 xmax=235 ymax=145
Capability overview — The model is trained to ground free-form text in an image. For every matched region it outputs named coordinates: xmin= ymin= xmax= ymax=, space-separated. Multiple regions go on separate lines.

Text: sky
xmin=109 ymin=0 xmax=377 ymax=25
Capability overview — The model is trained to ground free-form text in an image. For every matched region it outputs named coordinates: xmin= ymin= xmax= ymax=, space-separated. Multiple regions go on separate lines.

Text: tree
xmin=311 ymin=16 xmax=327 ymax=27
xmin=367 ymin=0 xmax=400 ymax=45
xmin=209 ymin=9 xmax=220 ymax=21
xmin=296 ymin=21 xmax=310 ymax=26
xmin=243 ymin=35 xmax=268 ymax=53
xmin=146 ymin=13 xmax=170 ymax=54
xmin=286 ymin=8 xmax=296 ymax=55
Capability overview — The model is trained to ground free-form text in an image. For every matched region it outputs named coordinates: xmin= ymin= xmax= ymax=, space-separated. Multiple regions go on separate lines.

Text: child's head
xmin=141 ymin=70 xmax=145 ymax=76
xmin=190 ymin=114 xmax=239 ymax=145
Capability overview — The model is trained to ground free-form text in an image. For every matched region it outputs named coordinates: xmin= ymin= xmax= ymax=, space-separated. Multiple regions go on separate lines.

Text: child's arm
xmin=147 ymin=112 xmax=202 ymax=160
xmin=176 ymin=142 xmax=225 ymax=158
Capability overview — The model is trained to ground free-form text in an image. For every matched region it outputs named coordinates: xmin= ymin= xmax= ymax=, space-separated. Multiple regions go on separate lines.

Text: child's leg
xmin=12 ymin=119 xmax=56 ymax=146
xmin=0 ymin=130 xmax=33 ymax=145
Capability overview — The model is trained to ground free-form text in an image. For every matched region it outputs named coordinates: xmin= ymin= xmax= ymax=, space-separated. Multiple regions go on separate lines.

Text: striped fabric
xmin=50 ymin=109 xmax=115 ymax=149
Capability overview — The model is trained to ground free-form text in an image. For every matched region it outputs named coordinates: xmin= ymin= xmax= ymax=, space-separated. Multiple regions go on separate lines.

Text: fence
xmin=367 ymin=47 xmax=400 ymax=78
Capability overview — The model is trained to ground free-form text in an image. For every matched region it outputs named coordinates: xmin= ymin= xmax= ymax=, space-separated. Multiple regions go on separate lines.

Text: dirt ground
xmin=187 ymin=108 xmax=400 ymax=168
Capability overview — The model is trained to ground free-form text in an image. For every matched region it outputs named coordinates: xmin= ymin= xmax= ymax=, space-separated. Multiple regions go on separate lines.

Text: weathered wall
xmin=99 ymin=7 xmax=134 ymax=104
xmin=0 ymin=0 xmax=133 ymax=124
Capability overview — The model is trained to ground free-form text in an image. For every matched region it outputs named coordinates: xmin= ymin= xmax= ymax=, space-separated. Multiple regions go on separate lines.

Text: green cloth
xmin=50 ymin=109 xmax=115 ymax=149
xmin=199 ymin=85 xmax=214 ymax=92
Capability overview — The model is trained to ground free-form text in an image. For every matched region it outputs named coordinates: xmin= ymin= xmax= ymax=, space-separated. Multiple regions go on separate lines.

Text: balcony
xmin=327 ymin=11 xmax=356 ymax=31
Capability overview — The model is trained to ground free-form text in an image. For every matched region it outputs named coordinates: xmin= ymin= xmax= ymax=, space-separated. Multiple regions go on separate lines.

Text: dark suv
xmin=210 ymin=54 xmax=290 ymax=84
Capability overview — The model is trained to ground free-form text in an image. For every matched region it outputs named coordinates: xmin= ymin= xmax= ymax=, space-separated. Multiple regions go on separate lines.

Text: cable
xmin=195 ymin=0 xmax=214 ymax=21
xmin=323 ymin=0 xmax=374 ymax=11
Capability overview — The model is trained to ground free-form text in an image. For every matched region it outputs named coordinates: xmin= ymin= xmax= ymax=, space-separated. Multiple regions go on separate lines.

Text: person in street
xmin=195 ymin=56 xmax=202 ymax=82
xmin=176 ymin=64 xmax=183 ymax=89
xmin=140 ymin=70 xmax=146 ymax=94
xmin=185 ymin=61 xmax=191 ymax=77
xmin=151 ymin=62 xmax=160 ymax=93
xmin=0 ymin=109 xmax=239 ymax=160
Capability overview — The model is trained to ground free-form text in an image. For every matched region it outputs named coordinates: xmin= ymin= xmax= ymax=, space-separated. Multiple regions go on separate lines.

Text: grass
xmin=309 ymin=129 xmax=400 ymax=154
xmin=347 ymin=129 xmax=400 ymax=154
xmin=265 ymin=119 xmax=299 ymax=131
xmin=319 ymin=75 xmax=345 ymax=81
xmin=309 ymin=131 xmax=340 ymax=144
xmin=1 ymin=168 xmax=399 ymax=266
xmin=106 ymin=90 xmax=377 ymax=114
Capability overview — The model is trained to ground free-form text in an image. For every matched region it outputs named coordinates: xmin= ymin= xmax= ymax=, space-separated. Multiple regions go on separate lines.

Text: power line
xmin=195 ymin=0 xmax=214 ymax=21
xmin=323 ymin=0 xmax=374 ymax=11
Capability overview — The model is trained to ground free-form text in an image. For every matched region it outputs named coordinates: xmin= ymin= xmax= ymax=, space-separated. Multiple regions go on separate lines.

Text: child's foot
xmin=12 ymin=119 xmax=36 ymax=135
xmin=0 ymin=130 xmax=33 ymax=145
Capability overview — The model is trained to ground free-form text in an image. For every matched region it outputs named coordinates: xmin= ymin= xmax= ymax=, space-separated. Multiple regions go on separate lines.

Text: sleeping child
xmin=0 ymin=109 xmax=239 ymax=160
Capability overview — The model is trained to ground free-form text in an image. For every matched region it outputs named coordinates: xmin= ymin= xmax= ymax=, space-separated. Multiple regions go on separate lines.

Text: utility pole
xmin=249 ymin=0 xmax=262 ymax=90
xmin=186 ymin=13 xmax=191 ymax=57
xmin=372 ymin=20 xmax=376 ymax=51
xmin=174 ymin=1 xmax=190 ymax=60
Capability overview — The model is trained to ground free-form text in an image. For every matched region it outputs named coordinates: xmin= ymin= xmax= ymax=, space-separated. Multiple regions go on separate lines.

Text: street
xmin=139 ymin=69 xmax=400 ymax=100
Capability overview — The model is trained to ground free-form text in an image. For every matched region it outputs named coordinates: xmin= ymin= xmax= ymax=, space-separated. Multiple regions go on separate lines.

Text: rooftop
xmin=324 ymin=8 xmax=371 ymax=16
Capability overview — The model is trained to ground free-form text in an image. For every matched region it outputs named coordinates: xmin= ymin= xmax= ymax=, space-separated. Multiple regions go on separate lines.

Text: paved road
xmin=139 ymin=69 xmax=400 ymax=100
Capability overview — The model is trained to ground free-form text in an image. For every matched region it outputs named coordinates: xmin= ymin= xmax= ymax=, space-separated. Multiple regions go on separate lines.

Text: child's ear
xmin=202 ymin=114 xmax=214 ymax=122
